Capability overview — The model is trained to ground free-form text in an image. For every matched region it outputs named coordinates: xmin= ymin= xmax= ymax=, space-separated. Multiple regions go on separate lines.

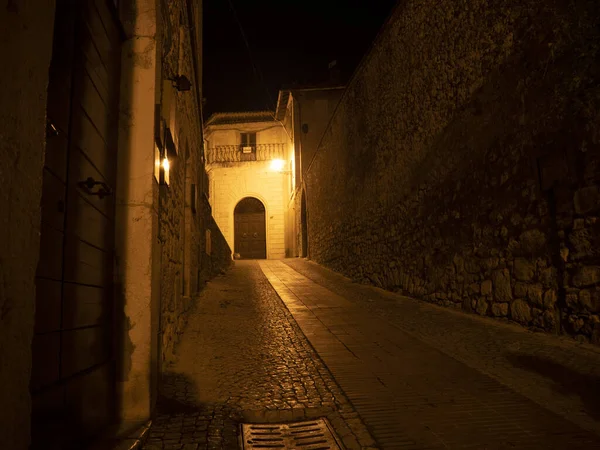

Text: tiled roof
xmin=205 ymin=111 xmax=275 ymax=126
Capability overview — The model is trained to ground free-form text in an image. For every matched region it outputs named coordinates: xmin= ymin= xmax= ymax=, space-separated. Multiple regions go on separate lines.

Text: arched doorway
xmin=300 ymin=190 xmax=308 ymax=257
xmin=234 ymin=197 xmax=267 ymax=259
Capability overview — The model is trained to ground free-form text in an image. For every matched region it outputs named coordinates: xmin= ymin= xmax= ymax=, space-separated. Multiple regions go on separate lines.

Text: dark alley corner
xmin=1 ymin=0 xmax=600 ymax=449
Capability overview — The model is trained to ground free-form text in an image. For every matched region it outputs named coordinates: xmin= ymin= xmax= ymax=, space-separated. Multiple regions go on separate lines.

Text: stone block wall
xmin=305 ymin=0 xmax=600 ymax=343
xmin=198 ymin=199 xmax=233 ymax=283
xmin=157 ymin=0 xmax=229 ymax=367
xmin=0 ymin=3 xmax=56 ymax=448
xmin=286 ymin=188 xmax=299 ymax=257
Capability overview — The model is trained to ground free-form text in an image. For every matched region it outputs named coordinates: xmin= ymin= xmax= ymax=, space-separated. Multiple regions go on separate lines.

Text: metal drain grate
xmin=240 ymin=418 xmax=344 ymax=449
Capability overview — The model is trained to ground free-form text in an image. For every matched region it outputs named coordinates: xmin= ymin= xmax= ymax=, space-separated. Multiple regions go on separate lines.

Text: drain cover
xmin=240 ymin=418 xmax=344 ymax=449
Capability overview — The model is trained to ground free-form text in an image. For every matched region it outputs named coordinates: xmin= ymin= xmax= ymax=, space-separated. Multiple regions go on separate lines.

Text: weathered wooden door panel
xmin=64 ymin=363 xmax=113 ymax=438
xmin=32 ymin=0 xmax=122 ymax=447
xmin=61 ymin=327 xmax=110 ymax=377
xmin=34 ymin=279 xmax=62 ymax=334
xmin=72 ymin=112 xmax=117 ymax=172
xmin=32 ymin=384 xmax=65 ymax=420
xmin=79 ymin=31 xmax=111 ymax=103
xmin=69 ymin=149 xmax=115 ymax=216
xmin=31 ymin=333 xmax=61 ymax=391
xmin=67 ymin=194 xmax=112 ymax=248
xmin=63 ymin=240 xmax=111 ymax=286
xmin=45 ymin=1 xmax=74 ymax=138
xmin=43 ymin=137 xmax=69 ymax=183
xmin=40 ymin=171 xmax=66 ymax=230
xmin=36 ymin=226 xmax=64 ymax=280
xmin=62 ymin=284 xmax=108 ymax=329
xmin=234 ymin=199 xmax=267 ymax=259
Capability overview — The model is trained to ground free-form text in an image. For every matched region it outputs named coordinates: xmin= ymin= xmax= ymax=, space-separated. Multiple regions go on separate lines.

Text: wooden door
xmin=234 ymin=198 xmax=267 ymax=259
xmin=32 ymin=0 xmax=122 ymax=448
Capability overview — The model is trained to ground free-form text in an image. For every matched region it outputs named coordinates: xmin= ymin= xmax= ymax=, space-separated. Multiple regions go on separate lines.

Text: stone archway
xmin=234 ymin=197 xmax=267 ymax=259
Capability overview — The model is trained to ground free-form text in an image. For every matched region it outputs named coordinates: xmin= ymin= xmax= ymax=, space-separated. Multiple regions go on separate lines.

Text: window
xmin=240 ymin=132 xmax=256 ymax=153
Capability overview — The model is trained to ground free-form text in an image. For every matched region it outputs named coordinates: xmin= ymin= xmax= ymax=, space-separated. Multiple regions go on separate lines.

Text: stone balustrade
xmin=206 ymin=143 xmax=286 ymax=164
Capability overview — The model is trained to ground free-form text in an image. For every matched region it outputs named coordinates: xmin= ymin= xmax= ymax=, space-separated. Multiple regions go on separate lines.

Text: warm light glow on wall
xmin=162 ymin=157 xmax=170 ymax=185
xmin=154 ymin=144 xmax=161 ymax=182
xmin=270 ymin=158 xmax=285 ymax=172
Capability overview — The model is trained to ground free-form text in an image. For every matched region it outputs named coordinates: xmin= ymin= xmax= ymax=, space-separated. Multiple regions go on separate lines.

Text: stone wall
xmin=0 ymin=2 xmax=56 ymax=448
xmin=198 ymin=199 xmax=233 ymax=283
xmin=157 ymin=0 xmax=223 ymax=368
xmin=305 ymin=0 xmax=600 ymax=343
xmin=293 ymin=88 xmax=345 ymax=181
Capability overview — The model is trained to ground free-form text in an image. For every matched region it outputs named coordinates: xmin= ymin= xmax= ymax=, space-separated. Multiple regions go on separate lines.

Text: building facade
xmin=0 ymin=1 xmax=231 ymax=449
xmin=204 ymin=112 xmax=295 ymax=259
xmin=275 ymin=86 xmax=346 ymax=258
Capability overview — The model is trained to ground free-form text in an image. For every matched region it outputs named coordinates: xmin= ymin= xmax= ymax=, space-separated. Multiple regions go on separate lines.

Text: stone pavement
xmin=141 ymin=261 xmax=376 ymax=450
xmin=282 ymin=258 xmax=600 ymax=437
xmin=260 ymin=259 xmax=600 ymax=449
xmin=141 ymin=258 xmax=600 ymax=450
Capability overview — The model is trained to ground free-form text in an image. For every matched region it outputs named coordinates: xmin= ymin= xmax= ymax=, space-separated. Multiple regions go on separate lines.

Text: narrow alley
xmin=3 ymin=1 xmax=600 ymax=449
xmin=140 ymin=260 xmax=600 ymax=450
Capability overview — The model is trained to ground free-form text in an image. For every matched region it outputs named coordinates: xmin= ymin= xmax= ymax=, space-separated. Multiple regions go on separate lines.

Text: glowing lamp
xmin=162 ymin=157 xmax=170 ymax=185
xmin=270 ymin=159 xmax=285 ymax=172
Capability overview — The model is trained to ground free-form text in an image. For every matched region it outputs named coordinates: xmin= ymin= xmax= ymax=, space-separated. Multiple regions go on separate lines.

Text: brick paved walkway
xmin=282 ymin=258 xmax=600 ymax=437
xmin=141 ymin=261 xmax=375 ymax=450
xmin=261 ymin=259 xmax=600 ymax=449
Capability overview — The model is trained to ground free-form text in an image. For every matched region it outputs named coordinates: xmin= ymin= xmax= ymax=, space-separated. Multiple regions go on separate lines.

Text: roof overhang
xmin=204 ymin=110 xmax=275 ymax=127
xmin=274 ymin=85 xmax=345 ymax=122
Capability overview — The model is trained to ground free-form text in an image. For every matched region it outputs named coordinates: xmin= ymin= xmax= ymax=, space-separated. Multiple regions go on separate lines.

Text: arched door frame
xmin=232 ymin=194 xmax=269 ymax=259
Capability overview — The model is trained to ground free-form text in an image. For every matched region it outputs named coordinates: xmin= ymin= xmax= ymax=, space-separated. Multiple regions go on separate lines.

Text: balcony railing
xmin=206 ymin=143 xmax=286 ymax=164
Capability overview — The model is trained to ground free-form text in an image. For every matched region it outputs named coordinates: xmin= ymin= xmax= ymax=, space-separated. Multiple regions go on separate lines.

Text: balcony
xmin=206 ymin=143 xmax=286 ymax=164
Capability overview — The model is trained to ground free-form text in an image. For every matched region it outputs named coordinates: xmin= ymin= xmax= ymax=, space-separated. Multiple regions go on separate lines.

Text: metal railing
xmin=206 ymin=143 xmax=286 ymax=164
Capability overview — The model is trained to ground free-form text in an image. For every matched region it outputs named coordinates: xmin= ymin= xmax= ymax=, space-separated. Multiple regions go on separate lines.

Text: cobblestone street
xmin=142 ymin=261 xmax=375 ymax=450
xmin=142 ymin=260 xmax=600 ymax=450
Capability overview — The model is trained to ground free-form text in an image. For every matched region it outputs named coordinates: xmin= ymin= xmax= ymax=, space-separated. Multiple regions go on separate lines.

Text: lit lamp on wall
xmin=154 ymin=143 xmax=161 ymax=182
xmin=162 ymin=156 xmax=170 ymax=185
xmin=154 ymin=145 xmax=171 ymax=186
xmin=270 ymin=158 xmax=286 ymax=172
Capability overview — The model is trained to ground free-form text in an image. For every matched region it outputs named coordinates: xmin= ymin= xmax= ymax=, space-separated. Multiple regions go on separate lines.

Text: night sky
xmin=202 ymin=0 xmax=398 ymax=116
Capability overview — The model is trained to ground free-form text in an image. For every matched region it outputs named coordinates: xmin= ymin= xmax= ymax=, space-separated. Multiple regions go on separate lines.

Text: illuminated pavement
xmin=142 ymin=259 xmax=600 ymax=449
xmin=264 ymin=259 xmax=600 ymax=449
xmin=142 ymin=261 xmax=375 ymax=450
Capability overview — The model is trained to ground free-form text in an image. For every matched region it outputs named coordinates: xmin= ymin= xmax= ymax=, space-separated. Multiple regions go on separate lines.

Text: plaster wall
xmin=208 ymin=162 xmax=288 ymax=259
xmin=0 ymin=2 xmax=56 ymax=448
xmin=115 ymin=0 xmax=161 ymax=428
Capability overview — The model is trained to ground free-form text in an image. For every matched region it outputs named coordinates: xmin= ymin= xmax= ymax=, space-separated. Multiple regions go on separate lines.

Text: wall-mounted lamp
xmin=270 ymin=159 xmax=286 ymax=172
xmin=169 ymin=75 xmax=192 ymax=92
xmin=154 ymin=143 xmax=161 ymax=182
xmin=162 ymin=156 xmax=171 ymax=185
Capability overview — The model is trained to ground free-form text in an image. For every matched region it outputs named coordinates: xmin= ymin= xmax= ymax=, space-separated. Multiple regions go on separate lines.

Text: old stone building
xmin=204 ymin=111 xmax=294 ymax=259
xmin=274 ymin=86 xmax=345 ymax=257
xmin=0 ymin=1 xmax=231 ymax=449
xmin=302 ymin=0 xmax=600 ymax=344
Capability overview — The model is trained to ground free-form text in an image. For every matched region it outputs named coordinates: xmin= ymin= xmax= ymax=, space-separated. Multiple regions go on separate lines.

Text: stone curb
xmin=89 ymin=420 xmax=152 ymax=450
